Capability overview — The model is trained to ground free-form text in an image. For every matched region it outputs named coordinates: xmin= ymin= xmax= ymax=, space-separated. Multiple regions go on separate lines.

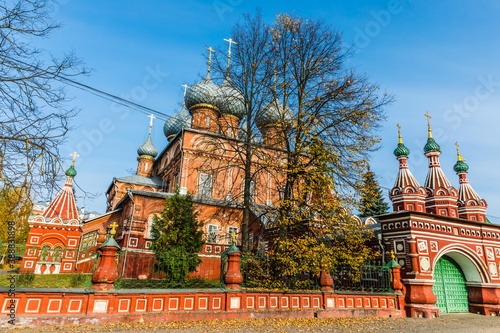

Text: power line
xmin=3 ymin=54 xmax=175 ymax=121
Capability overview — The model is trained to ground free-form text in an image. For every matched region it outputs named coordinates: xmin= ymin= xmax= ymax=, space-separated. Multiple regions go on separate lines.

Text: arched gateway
xmin=432 ymin=256 xmax=468 ymax=313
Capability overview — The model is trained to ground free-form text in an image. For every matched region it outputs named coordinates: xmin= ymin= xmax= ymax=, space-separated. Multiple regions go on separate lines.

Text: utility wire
xmin=3 ymin=54 xmax=174 ymax=121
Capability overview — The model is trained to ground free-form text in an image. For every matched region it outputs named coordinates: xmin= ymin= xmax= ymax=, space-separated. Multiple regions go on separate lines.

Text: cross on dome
xmin=109 ymin=221 xmax=119 ymax=237
xmin=424 ymin=111 xmax=433 ymax=138
xmin=455 ymin=142 xmax=466 ymax=161
xmin=205 ymin=46 xmax=215 ymax=72
xmin=181 ymin=84 xmax=189 ymax=97
xmin=148 ymin=114 xmax=156 ymax=134
xmin=70 ymin=151 xmax=79 ymax=165
xmin=397 ymin=123 xmax=402 ymax=144
xmin=224 ymin=38 xmax=237 ymax=70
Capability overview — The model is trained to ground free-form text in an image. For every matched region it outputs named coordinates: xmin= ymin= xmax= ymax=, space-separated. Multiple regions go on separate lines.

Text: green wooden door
xmin=432 ymin=256 xmax=469 ymax=313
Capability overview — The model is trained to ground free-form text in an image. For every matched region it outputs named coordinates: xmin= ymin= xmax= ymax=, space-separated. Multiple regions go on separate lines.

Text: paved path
xmin=1 ymin=313 xmax=499 ymax=332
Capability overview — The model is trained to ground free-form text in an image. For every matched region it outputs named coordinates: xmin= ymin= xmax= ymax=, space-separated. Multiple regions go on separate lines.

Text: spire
xmin=421 ymin=114 xmax=458 ymax=217
xmin=390 ymin=124 xmax=426 ymax=212
xmin=42 ymin=152 xmax=80 ymax=221
xmin=453 ymin=143 xmax=487 ymax=222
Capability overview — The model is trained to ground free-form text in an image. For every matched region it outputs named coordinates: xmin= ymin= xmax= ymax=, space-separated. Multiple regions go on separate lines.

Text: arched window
xmin=52 ymin=247 xmax=62 ymax=262
xmin=40 ymin=245 xmax=49 ymax=261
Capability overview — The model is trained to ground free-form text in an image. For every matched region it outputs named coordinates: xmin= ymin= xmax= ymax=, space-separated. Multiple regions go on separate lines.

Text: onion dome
xmin=65 ymin=164 xmax=77 ymax=177
xmin=163 ymin=105 xmax=191 ymax=139
xmin=394 ymin=143 xmax=410 ymax=158
xmin=219 ymin=79 xmax=245 ymax=119
xmin=137 ymin=134 xmax=158 ymax=158
xmin=424 ymin=137 xmax=441 ymax=153
xmin=184 ymin=73 xmax=221 ymax=111
xmin=453 ymin=159 xmax=469 ymax=173
xmin=256 ymin=100 xmax=292 ymax=128
xmin=393 ymin=125 xmax=410 ymax=158
xmin=453 ymin=142 xmax=469 ymax=173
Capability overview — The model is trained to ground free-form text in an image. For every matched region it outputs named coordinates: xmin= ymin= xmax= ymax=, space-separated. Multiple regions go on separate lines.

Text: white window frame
xmin=207 ymin=224 xmax=218 ymax=244
xmin=198 ymin=172 xmax=213 ymax=198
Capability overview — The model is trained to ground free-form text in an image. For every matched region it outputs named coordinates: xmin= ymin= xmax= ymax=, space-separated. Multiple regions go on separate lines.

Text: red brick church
xmin=21 ymin=50 xmax=287 ymax=278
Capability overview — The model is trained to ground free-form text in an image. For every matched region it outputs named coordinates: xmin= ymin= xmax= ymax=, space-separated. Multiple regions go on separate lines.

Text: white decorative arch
xmin=364 ymin=217 xmax=377 ymax=226
xmin=351 ymin=215 xmax=362 ymax=225
xmin=68 ymin=219 xmax=79 ymax=226
xmin=33 ymin=216 xmax=45 ymax=223
xmin=50 ymin=217 xmax=63 ymax=224
xmin=433 ymin=243 xmax=489 ymax=283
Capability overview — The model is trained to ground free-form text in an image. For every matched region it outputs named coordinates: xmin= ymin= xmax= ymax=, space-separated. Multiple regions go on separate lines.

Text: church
xmin=18 ymin=49 xmax=500 ymax=316
xmin=21 ymin=49 xmax=288 ymax=279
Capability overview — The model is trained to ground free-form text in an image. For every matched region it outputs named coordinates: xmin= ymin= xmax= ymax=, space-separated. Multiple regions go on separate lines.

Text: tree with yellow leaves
xmin=208 ymin=12 xmax=391 ymax=287
xmin=0 ymin=185 xmax=32 ymax=245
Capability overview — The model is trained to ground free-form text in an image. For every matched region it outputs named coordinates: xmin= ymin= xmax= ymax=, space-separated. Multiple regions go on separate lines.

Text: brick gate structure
xmin=380 ymin=119 xmax=500 ymax=317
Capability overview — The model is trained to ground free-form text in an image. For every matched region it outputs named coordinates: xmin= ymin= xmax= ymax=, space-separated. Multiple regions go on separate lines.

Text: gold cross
xmin=231 ymin=232 xmax=237 ymax=245
xmin=390 ymin=250 xmax=395 ymax=260
xmin=181 ymin=84 xmax=189 ymax=97
xmin=70 ymin=151 xmax=79 ymax=165
xmin=455 ymin=142 xmax=466 ymax=161
xmin=396 ymin=123 xmax=402 ymax=144
xmin=109 ymin=222 xmax=119 ymax=237
xmin=424 ymin=111 xmax=433 ymax=138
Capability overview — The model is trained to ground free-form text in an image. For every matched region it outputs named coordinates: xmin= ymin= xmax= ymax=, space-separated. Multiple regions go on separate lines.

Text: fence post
xmin=91 ymin=226 xmax=121 ymax=291
xmin=224 ymin=244 xmax=243 ymax=290
xmin=319 ymin=270 xmax=334 ymax=292
xmin=384 ymin=251 xmax=403 ymax=294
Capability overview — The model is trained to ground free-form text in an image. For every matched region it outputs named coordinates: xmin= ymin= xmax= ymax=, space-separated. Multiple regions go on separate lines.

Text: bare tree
xmin=0 ymin=0 xmax=86 ymax=197
xmin=205 ymin=13 xmax=392 ymax=255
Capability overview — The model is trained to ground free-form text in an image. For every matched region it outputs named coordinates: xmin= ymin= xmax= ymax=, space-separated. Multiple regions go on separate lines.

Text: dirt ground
xmin=1 ymin=313 xmax=499 ymax=333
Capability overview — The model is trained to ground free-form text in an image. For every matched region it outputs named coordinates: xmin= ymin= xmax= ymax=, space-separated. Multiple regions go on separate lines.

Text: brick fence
xmin=0 ymin=288 xmax=404 ymax=327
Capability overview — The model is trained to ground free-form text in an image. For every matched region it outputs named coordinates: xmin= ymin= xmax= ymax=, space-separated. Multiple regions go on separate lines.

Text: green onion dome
xmin=424 ymin=137 xmax=441 ymax=153
xmin=137 ymin=134 xmax=158 ymax=158
xmin=65 ymin=164 xmax=77 ymax=177
xmin=393 ymin=142 xmax=410 ymax=158
xmin=453 ymin=159 xmax=469 ymax=173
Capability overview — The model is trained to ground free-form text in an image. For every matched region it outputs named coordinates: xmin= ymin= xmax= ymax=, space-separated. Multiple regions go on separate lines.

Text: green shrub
xmin=69 ymin=273 xmax=91 ymax=288
xmin=17 ymin=273 xmax=35 ymax=286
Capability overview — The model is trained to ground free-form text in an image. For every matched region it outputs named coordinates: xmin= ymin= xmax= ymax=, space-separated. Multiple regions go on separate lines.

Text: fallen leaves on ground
xmin=1 ymin=317 xmax=424 ymax=333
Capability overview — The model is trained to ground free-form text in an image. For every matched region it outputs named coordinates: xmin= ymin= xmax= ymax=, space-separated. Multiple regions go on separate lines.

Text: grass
xmin=0 ymin=273 xmax=92 ymax=288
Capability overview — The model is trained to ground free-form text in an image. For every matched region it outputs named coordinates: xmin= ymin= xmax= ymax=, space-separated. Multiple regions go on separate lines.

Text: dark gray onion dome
xmin=219 ymin=79 xmax=245 ymax=119
xmin=137 ymin=134 xmax=158 ymax=158
xmin=256 ymin=100 xmax=293 ymax=128
xmin=163 ymin=105 xmax=191 ymax=139
xmin=184 ymin=73 xmax=222 ymax=111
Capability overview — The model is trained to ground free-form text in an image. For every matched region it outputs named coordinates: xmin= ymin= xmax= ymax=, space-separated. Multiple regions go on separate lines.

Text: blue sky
xmin=38 ymin=0 xmax=500 ymax=220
